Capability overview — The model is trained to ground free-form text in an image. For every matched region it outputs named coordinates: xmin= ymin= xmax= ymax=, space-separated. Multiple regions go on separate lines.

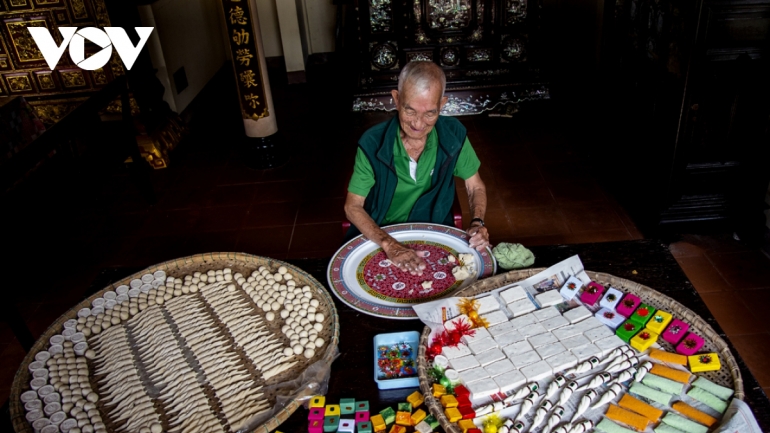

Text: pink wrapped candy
xmin=662 ymin=319 xmax=690 ymax=345
xmin=675 ymin=332 xmax=704 ymax=356
xmin=580 ymin=282 xmax=605 ymax=306
xmin=616 ymin=293 xmax=641 ymax=317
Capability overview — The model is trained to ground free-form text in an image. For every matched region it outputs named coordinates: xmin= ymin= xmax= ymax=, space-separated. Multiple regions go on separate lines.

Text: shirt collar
xmin=395 ymin=128 xmax=437 ymax=158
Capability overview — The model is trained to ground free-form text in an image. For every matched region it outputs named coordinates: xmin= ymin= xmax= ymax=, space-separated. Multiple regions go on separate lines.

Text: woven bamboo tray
xmin=10 ymin=252 xmax=340 ymax=433
xmin=417 ymin=268 xmax=743 ymax=433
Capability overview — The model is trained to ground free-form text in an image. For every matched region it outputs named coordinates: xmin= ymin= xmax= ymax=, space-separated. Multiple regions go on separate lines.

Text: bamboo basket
xmin=417 ymin=268 xmax=743 ymax=433
xmin=10 ymin=252 xmax=340 ymax=433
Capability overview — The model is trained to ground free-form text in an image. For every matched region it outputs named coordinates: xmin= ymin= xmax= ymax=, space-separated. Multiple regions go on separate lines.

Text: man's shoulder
xmin=359 ymin=118 xmax=394 ymax=148
xmin=436 ymin=115 xmax=467 ymax=136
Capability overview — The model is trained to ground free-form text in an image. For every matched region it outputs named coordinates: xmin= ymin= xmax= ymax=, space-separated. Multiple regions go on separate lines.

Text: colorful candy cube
xmin=662 ymin=319 xmax=690 ymax=344
xmin=616 ymin=320 xmax=641 ymax=342
xmin=395 ymin=411 xmax=411 ymax=426
xmin=388 ymin=425 xmax=406 ymax=433
xmin=308 ymin=407 xmax=325 ymax=420
xmin=440 ymin=394 xmax=458 ymax=408
xmin=379 ymin=407 xmax=396 ymax=425
xmin=406 ymin=391 xmax=423 ymax=408
xmin=560 ymin=276 xmax=583 ymax=300
xmin=630 ymin=328 xmax=659 ymax=352
xmin=580 ymin=282 xmax=605 ymax=306
xmin=629 ymin=304 xmax=656 ymax=326
xmin=616 ymin=293 xmax=641 ymax=317
xmin=355 ymin=411 xmax=370 ymax=422
xmin=309 ymin=395 xmax=326 ymax=408
xmin=308 ymin=419 xmax=323 ymax=433
xmin=432 ymin=383 xmax=446 ymax=397
xmin=411 ymin=408 xmax=427 ymax=425
xmin=424 ymin=414 xmax=439 ymax=429
xmin=324 ymin=416 xmax=340 ymax=432
xmin=468 ymin=429 xmax=483 ymax=433
xmin=357 ymin=421 xmax=373 ymax=433
xmin=688 ymin=353 xmax=721 ymax=373
xmin=456 ymin=394 xmax=472 ymax=408
xmin=458 ymin=419 xmax=477 ymax=432
xmin=595 ymin=307 xmax=626 ymax=330
xmin=414 ymin=421 xmax=432 ymax=433
xmin=340 ymin=398 xmax=356 ymax=415
xmin=325 ymin=404 xmax=340 ymax=417
xmin=676 ymin=332 xmax=705 ymax=356
xmin=600 ymin=287 xmax=624 ymax=310
xmin=397 ymin=402 xmax=412 ymax=412
xmin=370 ymin=414 xmax=386 ymax=432
xmin=356 ymin=400 xmax=370 ymax=413
xmin=458 ymin=405 xmax=475 ymax=419
xmin=646 ymin=310 xmax=673 ymax=334
xmin=453 ymin=385 xmax=470 ymax=399
xmin=338 ymin=418 xmax=355 ymax=433
xmin=445 ymin=407 xmax=462 ymax=423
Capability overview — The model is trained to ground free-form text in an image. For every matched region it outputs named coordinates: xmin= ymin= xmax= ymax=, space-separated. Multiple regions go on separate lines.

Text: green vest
xmin=347 ymin=115 xmax=467 ymax=240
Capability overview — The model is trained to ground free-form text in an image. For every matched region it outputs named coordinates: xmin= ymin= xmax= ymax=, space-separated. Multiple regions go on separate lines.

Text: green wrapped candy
xmin=692 ymin=377 xmax=734 ymax=400
xmin=379 ymin=407 xmax=396 ymax=424
xmin=654 ymin=425 xmax=687 ymax=433
xmin=661 ymin=413 xmax=709 ymax=433
xmin=492 ymin=242 xmax=535 ymax=270
xmin=642 ymin=373 xmax=685 ymax=394
xmin=629 ymin=382 xmax=672 ymax=406
xmin=596 ymin=418 xmax=636 ymax=433
xmin=687 ymin=387 xmax=728 ymax=413
xmin=397 ymin=402 xmax=412 ymax=412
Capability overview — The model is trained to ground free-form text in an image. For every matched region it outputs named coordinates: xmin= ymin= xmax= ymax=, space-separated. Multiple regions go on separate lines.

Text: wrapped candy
xmin=499 ymin=419 xmax=525 ymax=433
xmin=570 ymin=389 xmax=597 ymax=423
xmin=504 ymin=383 xmax=539 ymax=405
xmin=530 ymin=400 xmax=553 ymax=431
xmin=568 ymin=420 xmax=594 ymax=433
xmin=634 ymin=361 xmax=652 ymax=382
xmin=566 ymin=357 xmax=600 ymax=376
xmin=546 ymin=375 xmax=567 ymax=399
xmin=610 ymin=367 xmax=637 ymax=385
xmin=514 ymin=392 xmax=539 ymax=421
xmin=585 ymin=372 xmax=612 ymax=390
xmin=542 ymin=406 xmax=566 ymax=433
xmin=607 ymin=359 xmax=635 ymax=374
xmin=557 ymin=381 xmax=579 ymax=406
xmin=591 ymin=383 xmax=623 ymax=409
xmin=457 ymin=298 xmax=490 ymax=329
xmin=482 ymin=413 xmax=504 ymax=433
xmin=475 ymin=401 xmax=505 ymax=417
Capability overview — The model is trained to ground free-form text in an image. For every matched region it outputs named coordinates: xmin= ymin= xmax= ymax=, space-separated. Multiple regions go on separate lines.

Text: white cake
xmin=535 ymin=342 xmax=567 ymax=359
xmin=481 ymin=310 xmax=509 ymax=327
xmin=476 ymin=295 xmax=502 ymax=315
xmin=509 ymin=350 xmax=542 ymax=369
xmin=493 ymin=330 xmax=525 ymax=347
xmin=461 ymin=327 xmax=492 ymax=346
xmin=475 ymin=348 xmax=505 ymax=367
xmin=449 ymin=355 xmax=481 ymax=371
xmin=545 ymin=351 xmax=579 ymax=372
xmin=559 ymin=275 xmax=584 ymax=301
xmin=553 ymin=325 xmax=581 ymax=341
xmin=600 ymin=287 xmax=624 ymax=310
xmin=576 ymin=317 xmax=604 ymax=332
xmin=520 ymin=360 xmax=553 ymax=382
xmin=500 ymin=285 xmax=528 ymax=304
xmin=540 ymin=315 xmax=570 ymax=331
xmin=459 ymin=366 xmax=489 ymax=384
xmin=571 ymin=343 xmax=602 ymax=362
xmin=488 ymin=321 xmax=516 ymax=337
xmin=442 ymin=343 xmax=472 ymax=359
xmin=466 ymin=377 xmax=500 ymax=399
xmin=507 ymin=298 xmax=537 ymax=317
xmin=533 ymin=307 xmax=562 ymax=322
xmin=563 ymin=306 xmax=592 ymax=324
xmin=494 ymin=369 xmax=526 ymax=393
xmin=468 ymin=337 xmax=498 ymax=355
xmin=502 ymin=340 xmax=533 ymax=357
xmin=519 ymin=323 xmax=548 ymax=338
xmin=535 ymin=290 xmax=564 ymax=307
xmin=584 ymin=324 xmax=615 ymax=342
xmin=594 ymin=335 xmax=626 ymax=355
xmin=559 ymin=334 xmax=591 ymax=351
xmin=528 ymin=332 xmax=558 ymax=348
xmin=510 ymin=314 xmax=537 ymax=329
xmin=444 ymin=314 xmax=470 ymax=331
xmin=484 ymin=359 xmax=516 ymax=377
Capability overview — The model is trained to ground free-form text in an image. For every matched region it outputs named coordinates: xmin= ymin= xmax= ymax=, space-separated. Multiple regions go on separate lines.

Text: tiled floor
xmin=1 ymin=65 xmax=769 ymax=412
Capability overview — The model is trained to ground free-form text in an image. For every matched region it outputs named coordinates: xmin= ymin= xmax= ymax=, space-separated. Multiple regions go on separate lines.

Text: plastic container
xmin=374 ymin=331 xmax=420 ymax=389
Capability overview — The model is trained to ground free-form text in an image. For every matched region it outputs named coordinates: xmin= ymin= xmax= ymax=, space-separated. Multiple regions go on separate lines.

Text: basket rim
xmin=416 ymin=268 xmax=744 ymax=433
xmin=10 ymin=252 xmax=341 ymax=433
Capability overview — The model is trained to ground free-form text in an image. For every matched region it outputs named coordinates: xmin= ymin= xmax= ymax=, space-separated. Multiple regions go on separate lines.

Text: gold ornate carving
xmin=0 ymin=58 xmax=8 ymax=68
xmin=70 ymin=0 xmax=88 ymax=19
xmin=6 ymin=20 xmax=47 ymax=62
xmin=103 ymin=96 xmax=140 ymax=116
xmin=92 ymin=67 xmax=107 ymax=85
xmin=36 ymin=0 xmax=61 ymax=4
xmin=60 ymin=70 xmax=86 ymax=87
xmin=30 ymin=100 xmax=83 ymax=124
xmin=110 ymin=54 xmax=125 ymax=76
xmin=37 ymin=72 xmax=55 ymax=89
xmin=91 ymin=0 xmax=110 ymax=26
xmin=6 ymin=74 xmax=32 ymax=91
xmin=9 ymin=0 xmax=29 ymax=7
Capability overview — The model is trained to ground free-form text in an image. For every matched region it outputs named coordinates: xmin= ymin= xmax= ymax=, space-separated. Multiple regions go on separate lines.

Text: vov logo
xmin=27 ymin=27 xmax=154 ymax=71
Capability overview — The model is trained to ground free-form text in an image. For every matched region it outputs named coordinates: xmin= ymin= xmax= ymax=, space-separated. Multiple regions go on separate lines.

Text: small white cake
xmin=507 ymin=298 xmax=537 ymax=317
xmin=584 ymin=324 xmax=615 ymax=342
xmin=594 ymin=335 xmax=626 ymax=355
xmin=467 ymin=377 xmax=500 ymax=399
xmin=576 ymin=316 xmax=604 ymax=332
xmin=519 ymin=323 xmax=548 ymax=338
xmin=528 ymin=332 xmax=558 ymax=348
xmin=563 ymin=306 xmax=592 ymax=324
xmin=494 ymin=369 xmax=526 ymax=393
xmin=535 ymin=290 xmax=564 ymax=307
xmin=449 ymin=355 xmax=481 ymax=371
xmin=442 ymin=343 xmax=472 ymax=359
xmin=484 ymin=359 xmax=516 ymax=377
xmin=476 ymin=295 xmax=502 ymax=315
xmin=468 ymin=337 xmax=498 ymax=355
xmin=560 ymin=334 xmax=591 ymax=351
xmin=502 ymin=340 xmax=533 ymax=357
xmin=445 ymin=314 xmax=470 ymax=331
xmin=488 ymin=321 xmax=516 ymax=337
xmin=500 ymin=285 xmax=528 ymax=304
xmin=494 ymin=330 xmax=525 ymax=347
xmin=509 ymin=350 xmax=542 ymax=369
xmin=553 ymin=325 xmax=581 ymax=341
xmin=459 ymin=366 xmax=489 ymax=384
xmin=545 ymin=351 xmax=579 ymax=372
xmin=559 ymin=276 xmax=584 ymax=301
xmin=541 ymin=315 xmax=570 ymax=331
xmin=600 ymin=287 xmax=624 ymax=310
xmin=571 ymin=343 xmax=603 ymax=362
xmin=481 ymin=310 xmax=508 ymax=327
xmin=533 ymin=307 xmax=562 ymax=322
xmin=461 ymin=326 xmax=492 ymax=345
xmin=594 ymin=308 xmax=626 ymax=330
xmin=520 ymin=360 xmax=553 ymax=382
xmin=535 ymin=342 xmax=567 ymax=359
xmin=475 ymin=348 xmax=505 ymax=367
xmin=510 ymin=314 xmax=537 ymax=329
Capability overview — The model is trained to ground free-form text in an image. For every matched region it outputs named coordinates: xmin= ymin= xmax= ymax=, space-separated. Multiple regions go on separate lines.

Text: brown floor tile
xmin=513 ymin=229 xmax=635 ymax=247
xmin=492 ymin=166 xmax=546 ymax=187
xmin=236 ymin=226 xmax=294 ymax=254
xmin=0 ymin=387 xmax=9 ymax=410
xmin=202 ymin=184 xmax=260 ymax=207
xmin=706 ymin=250 xmax=770 ymax=290
xmin=548 ymin=180 xmax=610 ymax=205
xmin=699 ymin=292 xmax=765 ymax=335
xmin=252 ymin=180 xmax=306 ymax=204
xmin=561 ymin=204 xmax=627 ymax=233
xmin=154 ymin=187 xmax=211 ymax=210
xmin=100 ymin=211 xmax=151 ymax=237
xmin=669 ymin=241 xmax=706 ymax=258
xmin=509 ymin=205 xmax=571 ymax=238
xmin=675 ymin=256 xmax=733 ymax=294
xmin=729 ymin=333 xmax=770 ymax=388
xmin=141 ymin=209 xmax=201 ymax=236
xmin=296 ymin=198 xmax=346 ymax=224
xmin=120 ymin=234 xmax=201 ymax=267
xmin=496 ymin=183 xmax=556 ymax=209
xmin=243 ymin=202 xmax=299 ymax=228
xmin=290 ymin=223 xmax=345 ymax=254
xmin=736 ymin=289 xmax=770 ymax=324
xmin=195 ymin=205 xmax=250 ymax=232
xmin=538 ymin=161 xmax=598 ymax=184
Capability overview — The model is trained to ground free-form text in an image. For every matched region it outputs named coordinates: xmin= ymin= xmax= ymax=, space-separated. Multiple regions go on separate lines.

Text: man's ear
xmin=391 ymin=90 xmax=400 ymax=107
xmin=440 ymin=95 xmax=449 ymax=109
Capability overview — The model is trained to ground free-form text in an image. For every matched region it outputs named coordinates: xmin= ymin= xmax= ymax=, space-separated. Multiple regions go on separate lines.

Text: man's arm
xmin=344 ymin=192 xmax=427 ymax=275
xmin=464 ymin=173 xmax=490 ymax=250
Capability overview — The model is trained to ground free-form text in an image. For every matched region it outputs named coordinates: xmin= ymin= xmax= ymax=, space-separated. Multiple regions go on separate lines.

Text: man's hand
xmin=468 ymin=225 xmax=490 ymax=251
xmin=383 ymin=240 xmax=428 ymax=275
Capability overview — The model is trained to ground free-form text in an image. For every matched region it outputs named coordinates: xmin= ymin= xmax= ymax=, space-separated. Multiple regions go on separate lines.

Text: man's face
xmin=392 ymin=81 xmax=448 ymax=142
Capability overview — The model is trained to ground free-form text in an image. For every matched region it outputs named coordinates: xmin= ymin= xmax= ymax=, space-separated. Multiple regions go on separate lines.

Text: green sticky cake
xmin=596 ymin=418 xmax=636 ymax=433
xmin=642 ymin=373 xmax=685 ymax=394
xmin=687 ymin=387 xmax=728 ymax=413
xmin=629 ymin=382 xmax=672 ymax=406
xmin=692 ymin=376 xmax=734 ymax=401
xmin=661 ymin=413 xmax=709 ymax=433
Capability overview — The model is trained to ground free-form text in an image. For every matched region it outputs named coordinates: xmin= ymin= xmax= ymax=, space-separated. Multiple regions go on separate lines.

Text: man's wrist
xmin=469 ymin=217 xmax=485 ymax=228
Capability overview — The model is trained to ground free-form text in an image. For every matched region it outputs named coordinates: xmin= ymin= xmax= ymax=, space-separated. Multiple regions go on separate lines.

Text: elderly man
xmin=344 ymin=61 xmax=490 ymax=276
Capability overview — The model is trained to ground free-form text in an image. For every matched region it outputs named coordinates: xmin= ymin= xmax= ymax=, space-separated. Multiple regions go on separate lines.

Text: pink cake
xmin=661 ymin=319 xmax=689 ymax=345
xmin=580 ymin=282 xmax=605 ymax=306
xmin=675 ymin=332 xmax=704 ymax=356
xmin=615 ymin=293 xmax=641 ymax=317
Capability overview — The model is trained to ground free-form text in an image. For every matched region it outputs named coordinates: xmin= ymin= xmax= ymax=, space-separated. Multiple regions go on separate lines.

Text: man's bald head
xmin=397 ymin=61 xmax=446 ymax=99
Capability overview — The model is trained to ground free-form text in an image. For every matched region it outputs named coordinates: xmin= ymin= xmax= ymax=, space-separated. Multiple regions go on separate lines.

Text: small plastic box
xmin=374 ymin=331 xmax=420 ymax=389
xmin=662 ymin=319 xmax=690 ymax=345
xmin=616 ymin=293 xmax=641 ymax=317
xmin=580 ymin=282 xmax=605 ymax=306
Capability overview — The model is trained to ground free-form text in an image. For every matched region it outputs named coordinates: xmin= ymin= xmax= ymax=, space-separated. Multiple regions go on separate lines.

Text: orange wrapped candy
xmin=650 ymin=363 xmax=692 ymax=384
xmin=672 ymin=401 xmax=719 ymax=427
xmin=649 ymin=348 xmax=687 ymax=365
xmin=606 ymin=405 xmax=651 ymax=431
xmin=618 ymin=394 xmax=663 ymax=422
